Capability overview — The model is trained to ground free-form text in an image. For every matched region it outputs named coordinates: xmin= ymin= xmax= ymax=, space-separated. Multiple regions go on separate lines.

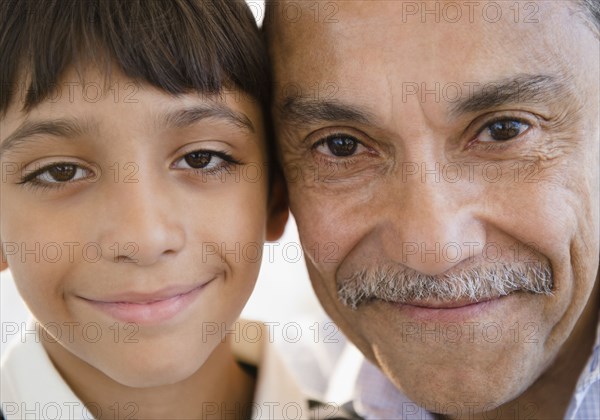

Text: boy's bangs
xmin=0 ymin=0 xmax=268 ymax=113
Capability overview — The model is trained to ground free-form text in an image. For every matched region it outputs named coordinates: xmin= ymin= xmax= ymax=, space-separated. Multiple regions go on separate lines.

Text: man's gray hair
xmin=580 ymin=0 xmax=600 ymax=33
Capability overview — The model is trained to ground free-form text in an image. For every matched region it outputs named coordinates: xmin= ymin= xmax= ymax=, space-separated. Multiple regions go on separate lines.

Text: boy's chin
xmin=100 ymin=351 xmax=212 ymax=389
xmin=76 ymin=336 xmax=218 ymax=388
xmin=110 ymin=369 xmax=200 ymax=389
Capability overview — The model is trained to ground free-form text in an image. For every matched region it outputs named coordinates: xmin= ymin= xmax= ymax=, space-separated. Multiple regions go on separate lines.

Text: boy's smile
xmin=76 ymin=275 xmax=216 ymax=325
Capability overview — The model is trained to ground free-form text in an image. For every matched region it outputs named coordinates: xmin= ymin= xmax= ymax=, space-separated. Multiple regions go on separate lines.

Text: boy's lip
xmin=77 ymin=278 xmax=216 ymax=324
xmin=80 ymin=279 xmax=215 ymax=304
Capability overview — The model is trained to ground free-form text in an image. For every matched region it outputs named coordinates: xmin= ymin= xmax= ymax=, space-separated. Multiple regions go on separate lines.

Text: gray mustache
xmin=337 ymin=262 xmax=553 ymax=310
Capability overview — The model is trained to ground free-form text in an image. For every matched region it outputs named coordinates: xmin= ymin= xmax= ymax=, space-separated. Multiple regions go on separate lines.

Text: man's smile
xmin=376 ymin=293 xmax=515 ymax=323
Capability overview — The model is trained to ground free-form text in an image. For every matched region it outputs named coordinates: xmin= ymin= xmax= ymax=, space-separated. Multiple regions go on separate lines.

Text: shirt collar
xmin=565 ymin=311 xmax=600 ymax=418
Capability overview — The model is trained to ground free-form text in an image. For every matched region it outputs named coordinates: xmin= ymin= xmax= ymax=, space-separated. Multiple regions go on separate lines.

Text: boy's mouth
xmin=78 ymin=279 xmax=215 ymax=325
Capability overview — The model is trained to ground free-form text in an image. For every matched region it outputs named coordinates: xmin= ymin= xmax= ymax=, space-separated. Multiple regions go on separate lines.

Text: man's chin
xmin=346 ymin=293 xmax=553 ymax=416
xmin=377 ymin=357 xmax=536 ymax=417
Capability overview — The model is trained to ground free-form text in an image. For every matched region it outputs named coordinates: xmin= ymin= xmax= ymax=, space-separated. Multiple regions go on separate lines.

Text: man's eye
xmin=22 ymin=163 xmax=90 ymax=185
xmin=479 ymin=120 xmax=530 ymax=142
xmin=315 ymin=134 xmax=364 ymax=157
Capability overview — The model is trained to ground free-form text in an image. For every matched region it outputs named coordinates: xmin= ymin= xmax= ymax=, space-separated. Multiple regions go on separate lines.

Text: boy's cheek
xmin=9 ymin=260 xmax=69 ymax=322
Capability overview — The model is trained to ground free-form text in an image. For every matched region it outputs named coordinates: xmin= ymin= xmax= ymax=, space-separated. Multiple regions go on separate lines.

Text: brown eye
xmin=481 ymin=120 xmax=529 ymax=142
xmin=172 ymin=150 xmax=238 ymax=173
xmin=318 ymin=135 xmax=360 ymax=157
xmin=47 ymin=164 xmax=77 ymax=181
xmin=184 ymin=151 xmax=213 ymax=168
xmin=19 ymin=161 xmax=93 ymax=189
xmin=327 ymin=135 xmax=358 ymax=156
xmin=33 ymin=164 xmax=89 ymax=184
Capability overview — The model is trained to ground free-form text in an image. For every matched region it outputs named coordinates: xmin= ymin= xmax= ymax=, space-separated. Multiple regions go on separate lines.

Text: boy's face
xmin=0 ymin=67 xmax=278 ymax=386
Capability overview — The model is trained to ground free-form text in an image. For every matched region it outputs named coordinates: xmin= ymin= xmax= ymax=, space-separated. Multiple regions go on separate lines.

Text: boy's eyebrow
xmin=158 ymin=104 xmax=255 ymax=133
xmin=0 ymin=104 xmax=256 ymax=158
xmin=0 ymin=119 xmax=93 ymax=158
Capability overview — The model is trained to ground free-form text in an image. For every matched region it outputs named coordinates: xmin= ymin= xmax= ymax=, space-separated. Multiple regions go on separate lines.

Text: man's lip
xmin=79 ymin=280 xmax=214 ymax=304
xmin=398 ymin=297 xmax=495 ymax=309
xmin=378 ymin=294 xmax=517 ymax=323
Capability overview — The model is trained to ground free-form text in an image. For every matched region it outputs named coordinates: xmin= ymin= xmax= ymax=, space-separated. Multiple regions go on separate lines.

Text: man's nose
xmin=380 ymin=168 xmax=486 ymax=276
xmin=96 ymin=171 xmax=186 ymax=266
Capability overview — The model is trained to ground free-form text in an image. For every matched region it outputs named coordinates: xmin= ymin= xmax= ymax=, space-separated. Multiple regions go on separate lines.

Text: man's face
xmin=0 ymin=67 xmax=276 ymax=387
xmin=270 ymin=0 xmax=599 ymax=413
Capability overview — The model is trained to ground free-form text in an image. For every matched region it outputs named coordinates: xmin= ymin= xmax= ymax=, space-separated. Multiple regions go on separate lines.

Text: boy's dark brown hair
xmin=0 ymin=0 xmax=268 ymax=114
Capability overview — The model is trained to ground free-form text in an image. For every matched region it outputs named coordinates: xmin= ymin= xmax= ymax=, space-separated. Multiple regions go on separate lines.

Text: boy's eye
xmin=22 ymin=163 xmax=91 ymax=185
xmin=183 ymin=151 xmax=213 ymax=169
xmin=172 ymin=150 xmax=235 ymax=171
xmin=479 ymin=119 xmax=530 ymax=142
xmin=43 ymin=164 xmax=78 ymax=182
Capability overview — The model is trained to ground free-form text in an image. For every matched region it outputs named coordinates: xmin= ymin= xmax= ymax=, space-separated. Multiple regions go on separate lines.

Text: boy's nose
xmin=96 ymin=174 xmax=186 ymax=266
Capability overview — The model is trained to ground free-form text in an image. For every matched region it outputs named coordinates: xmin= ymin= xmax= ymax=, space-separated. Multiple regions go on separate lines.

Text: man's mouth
xmin=379 ymin=293 xmax=515 ymax=322
xmin=397 ymin=297 xmax=496 ymax=309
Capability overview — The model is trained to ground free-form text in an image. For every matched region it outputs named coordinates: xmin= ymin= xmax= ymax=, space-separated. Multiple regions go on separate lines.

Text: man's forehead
xmin=272 ymin=1 xmax=580 ymax=54
xmin=269 ymin=1 xmax=592 ymax=96
xmin=270 ymin=0 xmax=578 ymax=24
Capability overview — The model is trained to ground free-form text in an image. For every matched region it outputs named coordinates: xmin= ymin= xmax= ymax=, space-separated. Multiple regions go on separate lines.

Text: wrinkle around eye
xmin=279 ymin=124 xmax=396 ymax=183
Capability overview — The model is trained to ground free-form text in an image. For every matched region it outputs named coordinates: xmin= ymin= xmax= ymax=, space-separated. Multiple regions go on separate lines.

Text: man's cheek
xmin=297 ymin=224 xmax=344 ymax=274
xmin=293 ymin=203 xmax=355 ymax=262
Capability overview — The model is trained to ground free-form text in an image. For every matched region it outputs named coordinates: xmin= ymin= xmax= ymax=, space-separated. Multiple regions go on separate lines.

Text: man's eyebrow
xmin=450 ymin=74 xmax=571 ymax=117
xmin=277 ymin=97 xmax=377 ymax=127
xmin=0 ymin=119 xmax=92 ymax=158
xmin=158 ymin=103 xmax=255 ymax=133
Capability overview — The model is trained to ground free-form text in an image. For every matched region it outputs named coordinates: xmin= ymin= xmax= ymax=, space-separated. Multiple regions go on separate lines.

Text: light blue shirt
xmin=566 ymin=315 xmax=600 ymax=420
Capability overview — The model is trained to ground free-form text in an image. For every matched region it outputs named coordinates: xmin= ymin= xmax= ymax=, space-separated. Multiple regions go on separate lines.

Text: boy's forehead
xmin=1 ymin=65 xmax=261 ymax=142
xmin=0 ymin=76 xmax=266 ymax=183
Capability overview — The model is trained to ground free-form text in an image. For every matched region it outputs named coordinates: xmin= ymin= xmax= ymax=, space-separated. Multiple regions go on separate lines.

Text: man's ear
xmin=266 ymin=173 xmax=289 ymax=241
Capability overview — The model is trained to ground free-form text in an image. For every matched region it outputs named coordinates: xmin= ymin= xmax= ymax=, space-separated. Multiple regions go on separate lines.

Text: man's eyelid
xmin=462 ymin=111 xmax=536 ymax=141
xmin=307 ymin=127 xmax=372 ymax=148
xmin=479 ymin=118 xmax=532 ymax=139
xmin=481 ymin=119 xmax=531 ymax=140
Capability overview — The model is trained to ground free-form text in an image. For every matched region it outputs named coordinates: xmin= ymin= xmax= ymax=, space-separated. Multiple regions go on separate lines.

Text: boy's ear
xmin=1 ymin=246 xmax=8 ymax=271
xmin=266 ymin=174 xmax=289 ymax=241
